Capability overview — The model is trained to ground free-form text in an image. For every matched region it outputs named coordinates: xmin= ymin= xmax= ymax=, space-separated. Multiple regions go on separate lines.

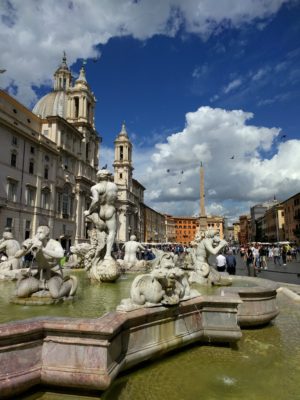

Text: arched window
xmin=74 ymin=97 xmax=79 ymax=118
xmin=44 ymin=165 xmax=49 ymax=180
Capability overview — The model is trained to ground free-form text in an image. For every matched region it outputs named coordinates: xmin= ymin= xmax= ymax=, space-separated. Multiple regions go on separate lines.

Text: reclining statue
xmin=117 ymin=249 xmax=199 ymax=311
xmin=13 ymin=225 xmax=77 ymax=303
xmin=188 ymin=229 xmax=229 ymax=285
xmin=118 ymin=235 xmax=147 ymax=272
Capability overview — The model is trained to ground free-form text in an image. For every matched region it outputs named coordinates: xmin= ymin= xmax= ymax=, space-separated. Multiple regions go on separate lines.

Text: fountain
xmin=0 ymin=184 xmax=287 ymax=399
xmin=11 ymin=225 xmax=78 ymax=305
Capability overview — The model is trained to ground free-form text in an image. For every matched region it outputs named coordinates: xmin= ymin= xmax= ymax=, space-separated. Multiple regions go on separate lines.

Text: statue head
xmin=36 ymin=225 xmax=50 ymax=241
xmin=3 ymin=231 xmax=13 ymax=240
xmin=205 ymin=229 xmax=218 ymax=239
xmin=96 ymin=169 xmax=113 ymax=181
xmin=129 ymin=235 xmax=136 ymax=241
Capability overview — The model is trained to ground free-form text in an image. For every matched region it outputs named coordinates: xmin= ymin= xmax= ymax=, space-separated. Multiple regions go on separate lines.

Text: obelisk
xmin=199 ymin=162 xmax=207 ymax=233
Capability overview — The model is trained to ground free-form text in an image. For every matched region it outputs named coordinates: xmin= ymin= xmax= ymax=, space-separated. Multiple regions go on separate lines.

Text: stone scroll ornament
xmin=83 ymin=169 xmax=120 ymax=282
xmin=117 ymin=249 xmax=199 ymax=311
xmin=11 ymin=225 xmax=78 ymax=305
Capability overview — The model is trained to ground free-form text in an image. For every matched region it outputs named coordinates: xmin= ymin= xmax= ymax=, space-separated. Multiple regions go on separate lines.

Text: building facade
xmin=164 ymin=214 xmax=176 ymax=243
xmin=282 ymin=192 xmax=300 ymax=244
xmin=0 ymin=55 xmax=99 ymax=248
xmin=142 ymin=204 xmax=166 ymax=243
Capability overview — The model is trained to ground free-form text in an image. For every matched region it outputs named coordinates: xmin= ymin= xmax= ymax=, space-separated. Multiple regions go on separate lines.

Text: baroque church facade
xmin=0 ymin=54 xmax=149 ymax=247
xmin=0 ymin=54 xmax=99 ymax=248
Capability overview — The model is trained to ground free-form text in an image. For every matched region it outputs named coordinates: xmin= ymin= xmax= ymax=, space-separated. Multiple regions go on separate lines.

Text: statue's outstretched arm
xmin=205 ymin=240 xmax=227 ymax=255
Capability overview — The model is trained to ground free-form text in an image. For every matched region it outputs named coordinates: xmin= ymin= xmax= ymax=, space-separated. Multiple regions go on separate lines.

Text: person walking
xmin=216 ymin=252 xmax=226 ymax=272
xmin=226 ymin=250 xmax=236 ymax=275
xmin=273 ymin=245 xmax=281 ymax=266
xmin=246 ymin=247 xmax=255 ymax=277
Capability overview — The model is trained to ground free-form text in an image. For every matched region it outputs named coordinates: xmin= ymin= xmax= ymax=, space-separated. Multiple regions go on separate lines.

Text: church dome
xmin=32 ymin=90 xmax=68 ymax=119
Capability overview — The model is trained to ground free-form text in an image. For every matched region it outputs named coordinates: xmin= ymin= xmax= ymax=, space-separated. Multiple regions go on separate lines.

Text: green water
xmin=2 ymin=274 xmax=300 ymax=400
xmin=0 ymin=271 xmax=218 ymax=323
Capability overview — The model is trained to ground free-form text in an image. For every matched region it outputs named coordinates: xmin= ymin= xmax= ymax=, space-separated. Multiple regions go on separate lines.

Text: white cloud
xmin=223 ymin=78 xmax=242 ymax=93
xmin=0 ymin=0 xmax=291 ymax=105
xmin=131 ymin=106 xmax=300 ymax=218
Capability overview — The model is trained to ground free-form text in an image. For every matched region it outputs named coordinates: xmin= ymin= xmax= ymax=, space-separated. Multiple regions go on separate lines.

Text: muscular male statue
xmin=15 ymin=225 xmax=77 ymax=299
xmin=0 ymin=231 xmax=21 ymax=271
xmin=83 ymin=169 xmax=118 ymax=260
xmin=122 ymin=235 xmax=145 ymax=266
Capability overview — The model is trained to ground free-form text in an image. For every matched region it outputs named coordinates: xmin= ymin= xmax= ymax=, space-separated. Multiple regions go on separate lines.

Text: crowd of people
xmin=239 ymin=243 xmax=299 ymax=276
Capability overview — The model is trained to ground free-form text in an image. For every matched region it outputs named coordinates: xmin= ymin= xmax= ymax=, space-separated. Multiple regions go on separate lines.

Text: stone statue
xmin=118 ymin=235 xmax=147 ymax=272
xmin=117 ymin=249 xmax=199 ymax=311
xmin=12 ymin=226 xmax=77 ymax=304
xmin=0 ymin=230 xmax=21 ymax=275
xmin=83 ymin=169 xmax=120 ymax=282
xmin=188 ymin=229 xmax=229 ymax=285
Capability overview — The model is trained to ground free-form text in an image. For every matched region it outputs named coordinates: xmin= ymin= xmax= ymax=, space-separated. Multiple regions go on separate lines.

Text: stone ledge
xmin=0 ymin=294 xmax=242 ymax=398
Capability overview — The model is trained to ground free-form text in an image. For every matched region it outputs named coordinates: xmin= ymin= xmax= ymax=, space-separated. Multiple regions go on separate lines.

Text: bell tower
xmin=113 ymin=122 xmax=133 ymax=188
xmin=67 ymin=62 xmax=96 ymax=128
xmin=53 ymin=52 xmax=72 ymax=91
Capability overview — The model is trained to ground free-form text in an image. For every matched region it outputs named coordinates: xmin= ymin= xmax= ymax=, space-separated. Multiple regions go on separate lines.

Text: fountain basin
xmin=0 ymin=294 xmax=242 ymax=399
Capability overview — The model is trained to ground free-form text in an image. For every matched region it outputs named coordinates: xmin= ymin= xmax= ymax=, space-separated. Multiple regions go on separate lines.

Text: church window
xmin=41 ymin=187 xmax=50 ymax=209
xmin=87 ymin=102 xmax=91 ymax=121
xmin=120 ymin=173 xmax=123 ymax=179
xmin=63 ymin=78 xmax=66 ymax=89
xmin=26 ymin=186 xmax=36 ymax=207
xmin=86 ymin=142 xmax=89 ymax=160
xmin=29 ymin=159 xmax=34 ymax=174
xmin=120 ymin=146 xmax=123 ymax=160
xmin=30 ymin=146 xmax=35 ymax=154
xmin=44 ymin=166 xmax=49 ymax=180
xmin=11 ymin=151 xmax=17 ymax=167
xmin=7 ymin=180 xmax=17 ymax=202
xmin=74 ymin=97 xmax=79 ymax=118
xmin=12 ymin=136 xmax=18 ymax=146
xmin=6 ymin=218 xmax=13 ymax=229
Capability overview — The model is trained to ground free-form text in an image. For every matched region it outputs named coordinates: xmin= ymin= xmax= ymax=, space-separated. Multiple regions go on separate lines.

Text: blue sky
xmin=1 ymin=0 xmax=300 ymax=221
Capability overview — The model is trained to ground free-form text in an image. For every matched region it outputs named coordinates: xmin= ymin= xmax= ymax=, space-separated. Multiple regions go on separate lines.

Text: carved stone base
xmin=117 ymin=259 xmax=149 ymax=273
xmin=88 ymin=258 xmax=121 ymax=282
xmin=0 ymin=268 xmax=29 ymax=281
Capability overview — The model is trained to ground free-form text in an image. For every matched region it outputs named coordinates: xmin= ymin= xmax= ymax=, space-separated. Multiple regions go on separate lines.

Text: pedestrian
xmin=273 ymin=245 xmax=281 ymax=265
xmin=216 ymin=252 xmax=226 ymax=272
xmin=246 ymin=247 xmax=255 ymax=277
xmin=259 ymin=245 xmax=268 ymax=270
xmin=226 ymin=250 xmax=236 ymax=275
xmin=282 ymin=245 xmax=287 ymax=266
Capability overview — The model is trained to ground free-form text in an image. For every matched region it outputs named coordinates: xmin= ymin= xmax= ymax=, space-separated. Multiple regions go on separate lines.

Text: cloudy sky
xmin=1 ymin=0 xmax=300 ymax=222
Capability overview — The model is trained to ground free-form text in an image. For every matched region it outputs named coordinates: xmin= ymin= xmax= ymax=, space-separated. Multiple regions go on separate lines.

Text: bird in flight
xmin=230 ymin=155 xmax=235 ymax=159
xmin=181 ymin=170 xmax=184 ymax=174
xmin=0 ymin=69 xmax=6 ymax=74
xmin=280 ymin=134 xmax=287 ymax=140
xmin=166 ymin=169 xmax=170 ymax=173
xmin=101 ymin=164 xmax=107 ymax=169
xmin=178 ymin=181 xmax=181 ymax=184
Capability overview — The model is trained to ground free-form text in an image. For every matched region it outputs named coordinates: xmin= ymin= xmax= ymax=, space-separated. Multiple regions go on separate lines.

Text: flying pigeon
xmin=181 ymin=170 xmax=184 ymax=174
xmin=178 ymin=181 xmax=181 ymax=184
xmin=230 ymin=155 xmax=235 ymax=159
xmin=280 ymin=134 xmax=287 ymax=140
xmin=0 ymin=69 xmax=6 ymax=74
xmin=101 ymin=164 xmax=107 ymax=169
xmin=166 ymin=169 xmax=170 ymax=173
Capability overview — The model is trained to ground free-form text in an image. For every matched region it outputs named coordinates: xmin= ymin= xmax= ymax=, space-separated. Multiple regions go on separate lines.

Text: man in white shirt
xmin=216 ymin=253 xmax=226 ymax=272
